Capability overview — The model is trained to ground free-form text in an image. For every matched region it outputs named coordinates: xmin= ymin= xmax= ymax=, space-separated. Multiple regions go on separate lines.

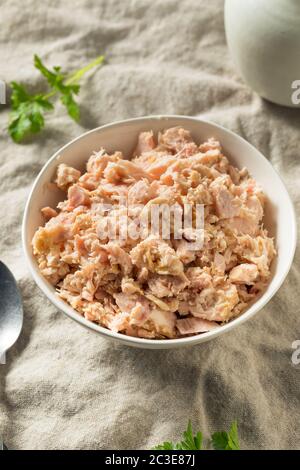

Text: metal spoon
xmin=0 ymin=261 xmax=23 ymax=450
xmin=0 ymin=440 xmax=7 ymax=450
xmin=0 ymin=261 xmax=23 ymax=364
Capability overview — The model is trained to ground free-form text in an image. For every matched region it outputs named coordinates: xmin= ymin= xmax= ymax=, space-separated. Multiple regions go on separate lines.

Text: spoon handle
xmin=1 ymin=439 xmax=8 ymax=450
xmin=0 ymin=353 xmax=6 ymax=364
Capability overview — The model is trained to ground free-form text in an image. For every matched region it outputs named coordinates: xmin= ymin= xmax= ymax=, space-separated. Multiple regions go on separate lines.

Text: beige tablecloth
xmin=0 ymin=0 xmax=299 ymax=450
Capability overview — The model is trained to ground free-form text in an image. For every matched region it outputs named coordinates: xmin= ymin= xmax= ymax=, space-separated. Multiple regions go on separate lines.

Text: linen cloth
xmin=0 ymin=0 xmax=299 ymax=450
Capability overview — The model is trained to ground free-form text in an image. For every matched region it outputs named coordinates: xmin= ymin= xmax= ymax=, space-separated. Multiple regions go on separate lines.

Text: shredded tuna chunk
xmin=229 ymin=263 xmax=259 ymax=284
xmin=86 ymin=150 xmax=121 ymax=175
xmin=67 ymin=184 xmax=91 ymax=209
xmin=127 ymin=180 xmax=158 ymax=205
xmin=101 ymin=242 xmax=133 ymax=275
xmin=148 ymin=273 xmax=189 ymax=298
xmin=134 ymin=131 xmax=156 ymax=155
xmin=130 ymin=236 xmax=184 ymax=276
xmin=158 ymin=127 xmax=193 ymax=153
xmin=32 ymin=127 xmax=275 ymax=339
xmin=212 ymin=183 xmax=241 ymax=219
xmin=104 ymin=160 xmax=152 ymax=184
xmin=146 ymin=308 xmax=176 ymax=338
xmin=41 ymin=206 xmax=58 ymax=221
xmin=55 ymin=164 xmax=81 ymax=191
xmin=176 ymin=317 xmax=218 ymax=335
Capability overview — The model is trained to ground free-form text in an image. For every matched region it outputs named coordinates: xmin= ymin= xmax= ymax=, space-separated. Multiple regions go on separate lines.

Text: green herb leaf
xmin=10 ymin=81 xmax=30 ymax=108
xmin=8 ymin=82 xmax=54 ymax=142
xmin=211 ymin=431 xmax=229 ymax=450
xmin=33 ymin=55 xmax=60 ymax=87
xmin=60 ymin=91 xmax=80 ymax=121
xmin=178 ymin=421 xmax=202 ymax=450
xmin=153 ymin=421 xmax=202 ymax=451
xmin=211 ymin=421 xmax=240 ymax=450
xmin=153 ymin=421 xmax=240 ymax=451
xmin=34 ymin=55 xmax=80 ymax=121
xmin=8 ymin=54 xmax=104 ymax=142
xmin=227 ymin=421 xmax=240 ymax=450
xmin=153 ymin=442 xmax=175 ymax=450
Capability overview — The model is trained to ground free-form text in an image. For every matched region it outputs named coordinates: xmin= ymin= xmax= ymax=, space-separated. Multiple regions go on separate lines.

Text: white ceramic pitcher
xmin=224 ymin=0 xmax=300 ymax=107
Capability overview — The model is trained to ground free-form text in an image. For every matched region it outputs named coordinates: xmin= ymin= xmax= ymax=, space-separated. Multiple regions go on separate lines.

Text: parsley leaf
xmin=60 ymin=91 xmax=80 ymax=121
xmin=153 ymin=421 xmax=202 ymax=450
xmin=8 ymin=54 xmax=104 ymax=143
xmin=34 ymin=55 xmax=80 ymax=121
xmin=153 ymin=442 xmax=175 ymax=450
xmin=9 ymin=82 xmax=53 ymax=142
xmin=211 ymin=421 xmax=240 ymax=450
xmin=178 ymin=420 xmax=202 ymax=450
xmin=153 ymin=421 xmax=240 ymax=451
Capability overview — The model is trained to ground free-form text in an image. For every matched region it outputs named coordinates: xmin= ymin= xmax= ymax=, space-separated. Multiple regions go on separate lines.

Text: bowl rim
xmin=22 ymin=114 xmax=297 ymax=348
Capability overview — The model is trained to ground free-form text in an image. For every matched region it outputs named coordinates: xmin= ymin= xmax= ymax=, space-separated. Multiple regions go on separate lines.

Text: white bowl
xmin=22 ymin=116 xmax=297 ymax=349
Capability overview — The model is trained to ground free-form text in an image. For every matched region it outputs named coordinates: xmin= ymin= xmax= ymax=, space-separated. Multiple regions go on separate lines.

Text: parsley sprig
xmin=8 ymin=54 xmax=104 ymax=143
xmin=153 ymin=421 xmax=240 ymax=450
xmin=211 ymin=421 xmax=240 ymax=450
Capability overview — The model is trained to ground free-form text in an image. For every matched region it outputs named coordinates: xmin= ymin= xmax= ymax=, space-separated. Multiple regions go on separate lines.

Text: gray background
xmin=0 ymin=0 xmax=299 ymax=449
